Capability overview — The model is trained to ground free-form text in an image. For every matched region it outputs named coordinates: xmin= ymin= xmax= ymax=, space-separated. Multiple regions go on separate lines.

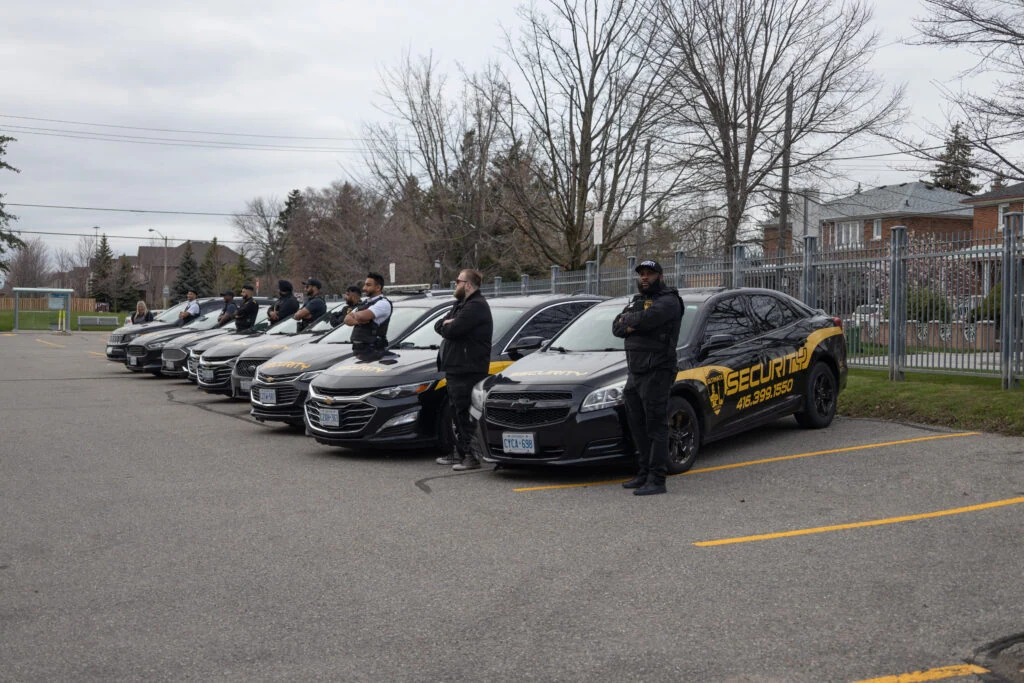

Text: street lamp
xmin=148 ymin=228 xmax=169 ymax=309
xmin=434 ymin=259 xmax=442 ymax=289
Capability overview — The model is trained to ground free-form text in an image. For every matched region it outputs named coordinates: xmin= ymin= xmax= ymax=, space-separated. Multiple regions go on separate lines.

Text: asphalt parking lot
xmin=2 ymin=332 xmax=1023 ymax=682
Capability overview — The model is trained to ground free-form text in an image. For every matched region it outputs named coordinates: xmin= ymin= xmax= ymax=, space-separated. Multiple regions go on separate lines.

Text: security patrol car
xmin=104 ymin=298 xmax=223 ymax=362
xmin=158 ymin=305 xmax=275 ymax=378
xmin=474 ymin=288 xmax=846 ymax=473
xmin=247 ymin=297 xmax=455 ymax=428
xmin=304 ymin=294 xmax=604 ymax=452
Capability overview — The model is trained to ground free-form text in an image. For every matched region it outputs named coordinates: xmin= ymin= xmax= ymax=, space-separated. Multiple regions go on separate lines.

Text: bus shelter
xmin=11 ymin=287 xmax=74 ymax=332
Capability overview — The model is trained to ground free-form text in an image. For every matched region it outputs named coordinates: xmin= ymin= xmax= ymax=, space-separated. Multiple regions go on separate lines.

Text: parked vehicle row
xmin=106 ymin=287 xmax=847 ymax=473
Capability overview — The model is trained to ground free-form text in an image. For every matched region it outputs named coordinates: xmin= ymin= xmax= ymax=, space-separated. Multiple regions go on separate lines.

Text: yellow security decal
xmin=262 ymin=360 xmax=311 ymax=371
xmin=436 ymin=360 xmax=515 ymax=390
xmin=508 ymin=369 xmax=589 ymax=378
xmin=330 ymin=364 xmax=388 ymax=373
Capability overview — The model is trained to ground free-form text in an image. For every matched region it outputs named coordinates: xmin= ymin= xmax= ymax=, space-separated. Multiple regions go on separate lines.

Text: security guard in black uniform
xmin=612 ymin=259 xmax=684 ymax=496
xmin=344 ymin=272 xmax=393 ymax=356
xmin=330 ymin=286 xmax=363 ymax=327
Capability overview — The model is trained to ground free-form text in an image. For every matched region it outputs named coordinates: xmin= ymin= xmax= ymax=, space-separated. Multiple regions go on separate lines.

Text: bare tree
xmin=7 ymin=237 xmax=52 ymax=287
xmin=656 ymin=0 xmax=904 ymax=255
xmin=53 ymin=235 xmax=96 ymax=293
xmin=503 ymin=0 xmax=688 ymax=269
xmin=231 ymin=196 xmax=287 ymax=284
xmin=914 ymin=0 xmax=1024 ymax=180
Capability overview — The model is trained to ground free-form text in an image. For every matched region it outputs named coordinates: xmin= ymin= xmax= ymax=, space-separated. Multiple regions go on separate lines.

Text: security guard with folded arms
xmin=612 ymin=259 xmax=684 ymax=496
xmin=344 ymin=272 xmax=393 ymax=355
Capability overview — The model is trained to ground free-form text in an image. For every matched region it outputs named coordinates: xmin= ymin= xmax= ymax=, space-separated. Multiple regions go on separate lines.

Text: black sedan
xmin=304 ymin=294 xmax=605 ymax=452
xmin=475 ymin=288 xmax=847 ymax=473
xmin=104 ymin=298 xmax=224 ymax=362
xmin=158 ymin=305 xmax=275 ymax=378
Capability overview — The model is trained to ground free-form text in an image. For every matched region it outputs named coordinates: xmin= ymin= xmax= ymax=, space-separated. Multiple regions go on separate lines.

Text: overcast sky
xmin=0 ymin=0 xmax=990 ymax=263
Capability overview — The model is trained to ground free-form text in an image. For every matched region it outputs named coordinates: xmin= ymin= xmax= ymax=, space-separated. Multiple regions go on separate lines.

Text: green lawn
xmin=0 ymin=310 xmax=127 ymax=331
xmin=838 ymin=368 xmax=1024 ymax=436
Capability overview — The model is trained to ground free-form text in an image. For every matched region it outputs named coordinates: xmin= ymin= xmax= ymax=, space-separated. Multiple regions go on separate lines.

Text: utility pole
xmin=149 ymin=228 xmax=169 ymax=308
xmin=635 ymin=140 xmax=652 ymax=259
xmin=778 ymin=82 xmax=794 ymax=258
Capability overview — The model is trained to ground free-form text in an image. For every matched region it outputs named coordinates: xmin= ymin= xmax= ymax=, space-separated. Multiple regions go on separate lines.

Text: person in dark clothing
xmin=216 ymin=291 xmax=237 ymax=327
xmin=434 ymin=269 xmax=493 ymax=471
xmin=268 ymin=280 xmax=299 ymax=324
xmin=612 ymin=259 xmax=684 ymax=496
xmin=330 ymin=286 xmax=363 ymax=327
xmin=294 ymin=278 xmax=328 ymax=331
xmin=234 ymin=284 xmax=259 ymax=331
xmin=344 ymin=273 xmax=392 ymax=354
xmin=129 ymin=300 xmax=154 ymax=325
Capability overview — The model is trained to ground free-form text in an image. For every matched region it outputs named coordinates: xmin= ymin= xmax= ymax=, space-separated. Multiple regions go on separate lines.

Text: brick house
xmin=136 ymin=240 xmax=247 ymax=306
xmin=960 ymin=180 xmax=1024 ymax=235
xmin=819 ymin=182 xmax=974 ymax=250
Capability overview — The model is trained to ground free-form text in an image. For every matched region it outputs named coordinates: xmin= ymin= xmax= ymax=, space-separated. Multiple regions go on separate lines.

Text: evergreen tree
xmin=197 ymin=237 xmax=221 ymax=296
xmin=88 ymin=234 xmax=115 ymax=306
xmin=171 ymin=241 xmax=200 ymax=303
xmin=219 ymin=252 xmax=253 ymax=293
xmin=931 ymin=123 xmax=981 ymax=195
xmin=113 ymin=255 xmax=138 ymax=311
xmin=0 ymin=135 xmax=25 ymax=273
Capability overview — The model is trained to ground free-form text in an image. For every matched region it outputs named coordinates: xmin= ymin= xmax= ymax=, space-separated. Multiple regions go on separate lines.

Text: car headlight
xmin=296 ymin=370 xmax=323 ymax=383
xmin=470 ymin=379 xmax=488 ymax=413
xmin=372 ymin=381 xmax=433 ymax=400
xmin=147 ymin=341 xmax=165 ymax=350
xmin=580 ymin=379 xmax=627 ymax=413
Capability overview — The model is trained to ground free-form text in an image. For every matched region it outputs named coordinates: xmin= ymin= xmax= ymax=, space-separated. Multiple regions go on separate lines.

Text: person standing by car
xmin=434 ymin=269 xmax=492 ymax=471
xmin=330 ymin=286 xmax=363 ymax=327
xmin=129 ymin=300 xmax=153 ymax=325
xmin=344 ymin=273 xmax=393 ymax=354
xmin=216 ymin=291 xmax=237 ymax=327
xmin=234 ymin=284 xmax=259 ymax=331
xmin=612 ymin=259 xmax=684 ymax=497
xmin=294 ymin=278 xmax=328 ymax=331
xmin=178 ymin=289 xmax=201 ymax=326
xmin=267 ymin=280 xmax=299 ymax=324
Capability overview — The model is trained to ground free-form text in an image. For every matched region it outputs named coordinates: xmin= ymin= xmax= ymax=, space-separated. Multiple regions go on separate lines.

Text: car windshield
xmin=266 ymin=317 xmax=299 ymax=335
xmin=547 ymin=301 xmax=702 ymax=352
xmin=187 ymin=314 xmax=224 ymax=331
xmin=306 ymin=304 xmax=345 ymax=333
xmin=396 ymin=307 xmax=526 ymax=349
xmin=154 ymin=301 xmax=189 ymax=323
xmin=317 ymin=304 xmax=444 ymax=345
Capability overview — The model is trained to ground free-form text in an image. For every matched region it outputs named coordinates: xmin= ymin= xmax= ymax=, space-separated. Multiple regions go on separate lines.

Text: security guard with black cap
xmin=294 ymin=278 xmax=327 ymax=331
xmin=344 ymin=272 xmax=393 ymax=355
xmin=612 ymin=259 xmax=684 ymax=496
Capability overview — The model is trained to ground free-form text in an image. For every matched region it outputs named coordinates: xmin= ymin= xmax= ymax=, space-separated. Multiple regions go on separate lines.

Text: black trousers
xmin=446 ymin=372 xmax=488 ymax=458
xmin=623 ymin=368 xmax=675 ymax=484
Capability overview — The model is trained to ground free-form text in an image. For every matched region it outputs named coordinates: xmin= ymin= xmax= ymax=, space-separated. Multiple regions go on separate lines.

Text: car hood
xmin=114 ymin=321 xmax=180 ymax=339
xmin=201 ymin=335 xmax=273 ymax=359
xmin=136 ymin=324 xmax=218 ymax=346
xmin=313 ymin=348 xmax=441 ymax=391
xmin=495 ymin=350 xmax=628 ymax=389
xmin=256 ymin=343 xmax=358 ymax=379
xmin=164 ymin=327 xmax=235 ymax=350
xmin=237 ymin=335 xmax=317 ymax=361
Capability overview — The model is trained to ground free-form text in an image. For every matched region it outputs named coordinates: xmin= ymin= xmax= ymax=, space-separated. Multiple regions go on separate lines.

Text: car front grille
xmin=108 ymin=334 xmax=125 ymax=345
xmin=488 ymin=391 xmax=574 ymax=401
xmin=187 ymin=356 xmax=200 ymax=376
xmin=486 ymin=407 xmax=571 ymax=429
xmin=163 ymin=348 xmax=187 ymax=361
xmin=258 ymin=371 xmax=302 ymax=382
xmin=127 ymin=345 xmax=146 ymax=357
xmin=487 ymin=443 xmax=567 ymax=459
xmin=235 ymin=359 xmax=263 ymax=378
xmin=202 ymin=355 xmax=235 ymax=363
xmin=251 ymin=386 xmax=301 ymax=405
xmin=199 ymin=367 xmax=232 ymax=385
xmin=305 ymin=401 xmax=376 ymax=433
xmin=315 ymin=387 xmax=369 ymax=398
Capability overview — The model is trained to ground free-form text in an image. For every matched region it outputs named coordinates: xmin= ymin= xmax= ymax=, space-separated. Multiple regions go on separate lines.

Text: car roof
xmin=592 ymin=287 xmax=811 ymax=308
xmin=488 ymin=294 xmax=607 ymax=311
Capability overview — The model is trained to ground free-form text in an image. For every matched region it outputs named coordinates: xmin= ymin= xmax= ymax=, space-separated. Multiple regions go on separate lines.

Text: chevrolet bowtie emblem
xmin=324 ymin=397 xmax=334 ymax=404
xmin=266 ymin=377 xmax=274 ymax=383
xmin=510 ymin=399 xmax=536 ymax=414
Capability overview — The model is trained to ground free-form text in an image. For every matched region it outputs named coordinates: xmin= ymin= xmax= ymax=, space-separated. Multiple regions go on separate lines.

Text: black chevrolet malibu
xmin=248 ymin=297 xmax=455 ymax=428
xmin=104 ymin=298 xmax=223 ymax=362
xmin=304 ymin=294 xmax=605 ymax=452
xmin=158 ymin=305 xmax=275 ymax=378
xmin=475 ymin=288 xmax=847 ymax=473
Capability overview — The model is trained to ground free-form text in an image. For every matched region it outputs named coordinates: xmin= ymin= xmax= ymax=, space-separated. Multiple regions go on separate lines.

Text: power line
xmin=7 ymin=202 xmax=254 ymax=217
xmin=1 ymin=127 xmax=369 ymax=153
xmin=12 ymin=228 xmax=247 ymax=245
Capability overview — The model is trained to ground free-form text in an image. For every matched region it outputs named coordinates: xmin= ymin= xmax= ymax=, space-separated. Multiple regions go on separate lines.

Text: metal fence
xmin=430 ymin=215 xmax=1024 ymax=388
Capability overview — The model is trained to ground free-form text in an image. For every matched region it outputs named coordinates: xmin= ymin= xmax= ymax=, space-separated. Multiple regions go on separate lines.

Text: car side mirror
xmin=507 ymin=335 xmax=545 ymax=361
xmin=700 ymin=334 xmax=736 ymax=359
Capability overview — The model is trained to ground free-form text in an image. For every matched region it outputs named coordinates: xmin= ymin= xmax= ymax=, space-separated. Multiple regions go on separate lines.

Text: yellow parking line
xmin=88 ymin=351 xmax=105 ymax=357
xmin=2 ymin=333 xmax=15 ymax=337
xmin=695 ymin=496 xmax=1024 ymax=547
xmin=850 ymin=663 xmax=989 ymax=682
xmin=512 ymin=432 xmax=980 ymax=492
xmin=34 ymin=338 xmax=65 ymax=348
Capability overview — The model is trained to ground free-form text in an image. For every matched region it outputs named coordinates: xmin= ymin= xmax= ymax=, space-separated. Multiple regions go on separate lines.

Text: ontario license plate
xmin=164 ymin=360 xmax=175 ymax=370
xmin=199 ymin=368 xmax=215 ymax=382
xmin=240 ymin=379 xmax=252 ymax=392
xmin=320 ymin=408 xmax=340 ymax=427
xmin=502 ymin=432 xmax=535 ymax=454
xmin=259 ymin=388 xmax=276 ymax=404
xmin=128 ymin=356 xmax=138 ymax=366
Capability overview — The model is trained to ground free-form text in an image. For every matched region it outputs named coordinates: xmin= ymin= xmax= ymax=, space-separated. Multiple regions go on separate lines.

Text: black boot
xmin=622 ymin=474 xmax=648 ymax=489
xmin=633 ymin=479 xmax=667 ymax=496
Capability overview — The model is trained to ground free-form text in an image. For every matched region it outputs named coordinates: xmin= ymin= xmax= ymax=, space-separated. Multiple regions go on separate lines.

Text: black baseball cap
xmin=346 ymin=286 xmax=362 ymax=294
xmin=302 ymin=277 xmax=322 ymax=288
xmin=220 ymin=290 xmax=234 ymax=297
xmin=635 ymin=259 xmax=663 ymax=274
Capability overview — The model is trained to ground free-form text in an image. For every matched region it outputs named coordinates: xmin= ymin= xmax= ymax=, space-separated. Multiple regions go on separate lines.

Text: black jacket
xmin=271 ymin=293 xmax=300 ymax=320
xmin=612 ymin=283 xmax=684 ymax=373
xmin=234 ymin=297 xmax=259 ymax=331
xmin=435 ymin=290 xmax=493 ymax=375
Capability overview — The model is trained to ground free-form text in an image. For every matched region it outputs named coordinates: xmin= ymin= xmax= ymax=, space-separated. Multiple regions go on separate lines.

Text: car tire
xmin=795 ymin=362 xmax=837 ymax=429
xmin=667 ymin=396 xmax=700 ymax=475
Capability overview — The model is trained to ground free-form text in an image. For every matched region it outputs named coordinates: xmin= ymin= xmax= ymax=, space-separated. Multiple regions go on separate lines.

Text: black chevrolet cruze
xmin=474 ymin=288 xmax=847 ymax=473
xmin=304 ymin=294 xmax=605 ymax=452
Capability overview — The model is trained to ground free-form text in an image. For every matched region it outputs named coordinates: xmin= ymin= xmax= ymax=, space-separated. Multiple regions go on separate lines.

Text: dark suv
xmin=476 ymin=288 xmax=847 ymax=473
xmin=304 ymin=295 xmax=605 ymax=452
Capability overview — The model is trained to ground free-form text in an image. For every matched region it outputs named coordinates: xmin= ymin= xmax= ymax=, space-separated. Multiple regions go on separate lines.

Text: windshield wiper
xmin=549 ymin=345 xmax=570 ymax=353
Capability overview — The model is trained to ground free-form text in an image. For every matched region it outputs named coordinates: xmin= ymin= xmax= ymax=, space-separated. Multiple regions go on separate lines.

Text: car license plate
xmin=502 ymin=432 xmax=535 ymax=454
xmin=199 ymin=368 xmax=215 ymax=382
xmin=164 ymin=360 xmax=175 ymax=370
xmin=320 ymin=408 xmax=340 ymax=427
xmin=128 ymin=356 xmax=138 ymax=366
xmin=240 ymin=379 xmax=252 ymax=392
xmin=259 ymin=388 xmax=276 ymax=404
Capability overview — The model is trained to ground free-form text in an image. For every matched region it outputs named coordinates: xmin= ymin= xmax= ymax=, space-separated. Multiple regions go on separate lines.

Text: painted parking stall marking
xmin=34 ymin=338 xmax=65 ymax=348
xmin=511 ymin=432 xmax=980 ymax=493
xmin=695 ymin=496 xmax=1024 ymax=547
xmin=850 ymin=663 xmax=989 ymax=682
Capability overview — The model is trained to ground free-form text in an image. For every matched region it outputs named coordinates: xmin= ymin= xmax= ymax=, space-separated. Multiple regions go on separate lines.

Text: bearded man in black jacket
xmin=435 ymin=269 xmax=493 ymax=471
xmin=612 ymin=259 xmax=684 ymax=496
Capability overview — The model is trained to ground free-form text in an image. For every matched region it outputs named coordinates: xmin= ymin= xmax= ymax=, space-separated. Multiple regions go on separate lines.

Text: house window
xmin=998 ymin=203 xmax=1010 ymax=231
xmin=835 ymin=221 xmax=863 ymax=248
xmin=872 ymin=218 xmax=882 ymax=240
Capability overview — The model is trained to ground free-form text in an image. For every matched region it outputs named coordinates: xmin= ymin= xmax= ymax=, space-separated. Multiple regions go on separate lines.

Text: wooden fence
xmin=0 ymin=297 xmax=97 ymax=312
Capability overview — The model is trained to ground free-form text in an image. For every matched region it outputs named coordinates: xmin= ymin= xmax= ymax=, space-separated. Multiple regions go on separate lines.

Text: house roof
xmin=821 ymin=182 xmax=973 ymax=221
xmin=961 ymin=180 xmax=1024 ymax=204
xmin=136 ymin=241 xmax=245 ymax=267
